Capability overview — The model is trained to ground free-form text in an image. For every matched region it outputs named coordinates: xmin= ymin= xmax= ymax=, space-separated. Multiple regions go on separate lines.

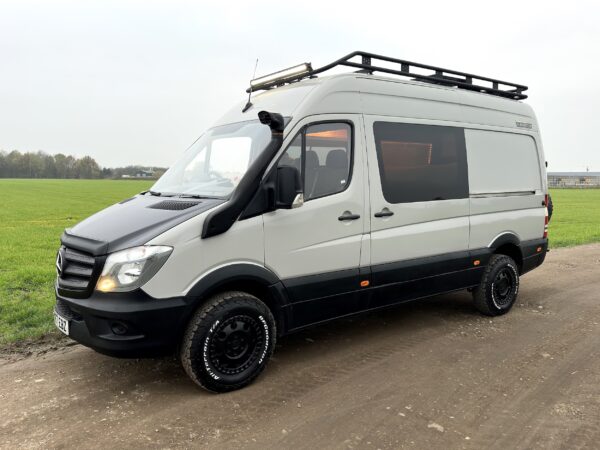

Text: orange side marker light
xmin=473 ymin=260 xmax=481 ymax=266
xmin=360 ymin=280 xmax=370 ymax=287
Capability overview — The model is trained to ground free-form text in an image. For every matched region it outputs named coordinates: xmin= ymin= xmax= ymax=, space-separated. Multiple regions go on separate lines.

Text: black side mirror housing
xmin=275 ymin=165 xmax=303 ymax=209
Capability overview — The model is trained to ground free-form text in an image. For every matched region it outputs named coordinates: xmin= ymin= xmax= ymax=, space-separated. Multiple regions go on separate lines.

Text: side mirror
xmin=275 ymin=165 xmax=303 ymax=209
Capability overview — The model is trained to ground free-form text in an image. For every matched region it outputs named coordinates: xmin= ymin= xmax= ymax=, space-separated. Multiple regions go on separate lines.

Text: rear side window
xmin=464 ymin=129 xmax=541 ymax=194
xmin=278 ymin=122 xmax=352 ymax=201
xmin=373 ymin=122 xmax=469 ymax=203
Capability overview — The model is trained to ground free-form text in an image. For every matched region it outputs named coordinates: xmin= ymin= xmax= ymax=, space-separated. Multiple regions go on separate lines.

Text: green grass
xmin=548 ymin=188 xmax=600 ymax=247
xmin=0 ymin=181 xmax=598 ymax=346
xmin=0 ymin=179 xmax=152 ymax=346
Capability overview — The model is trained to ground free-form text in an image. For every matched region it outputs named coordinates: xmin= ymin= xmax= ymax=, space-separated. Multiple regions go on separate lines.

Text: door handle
xmin=374 ymin=207 xmax=394 ymax=218
xmin=338 ymin=211 xmax=360 ymax=221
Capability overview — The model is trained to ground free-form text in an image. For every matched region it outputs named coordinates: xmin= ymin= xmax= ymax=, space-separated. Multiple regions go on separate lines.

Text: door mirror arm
xmin=291 ymin=193 xmax=304 ymax=209
xmin=274 ymin=165 xmax=303 ymax=209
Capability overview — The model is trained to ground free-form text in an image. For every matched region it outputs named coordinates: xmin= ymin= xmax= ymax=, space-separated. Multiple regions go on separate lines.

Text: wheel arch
xmin=185 ymin=263 xmax=290 ymax=335
xmin=488 ymin=233 xmax=524 ymax=273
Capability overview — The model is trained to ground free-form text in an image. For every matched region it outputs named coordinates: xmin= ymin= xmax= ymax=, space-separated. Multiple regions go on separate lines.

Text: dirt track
xmin=1 ymin=244 xmax=599 ymax=449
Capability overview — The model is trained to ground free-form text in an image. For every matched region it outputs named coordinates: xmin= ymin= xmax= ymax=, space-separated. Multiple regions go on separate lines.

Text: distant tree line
xmin=0 ymin=150 xmax=166 ymax=179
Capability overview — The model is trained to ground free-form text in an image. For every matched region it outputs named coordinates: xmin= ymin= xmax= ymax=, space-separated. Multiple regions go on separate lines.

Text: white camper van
xmin=54 ymin=52 xmax=549 ymax=392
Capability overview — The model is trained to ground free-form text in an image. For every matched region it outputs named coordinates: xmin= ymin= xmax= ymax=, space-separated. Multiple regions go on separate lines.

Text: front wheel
xmin=472 ymin=254 xmax=520 ymax=316
xmin=180 ymin=291 xmax=276 ymax=393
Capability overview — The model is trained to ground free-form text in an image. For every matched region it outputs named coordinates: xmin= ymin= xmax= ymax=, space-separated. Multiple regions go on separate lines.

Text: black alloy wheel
xmin=180 ymin=291 xmax=276 ymax=393
xmin=208 ymin=315 xmax=265 ymax=376
xmin=491 ymin=267 xmax=517 ymax=309
xmin=473 ymin=254 xmax=520 ymax=316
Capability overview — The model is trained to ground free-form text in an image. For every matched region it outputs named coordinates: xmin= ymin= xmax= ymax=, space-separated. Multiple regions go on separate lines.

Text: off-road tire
xmin=180 ymin=291 xmax=276 ymax=393
xmin=472 ymin=254 xmax=520 ymax=316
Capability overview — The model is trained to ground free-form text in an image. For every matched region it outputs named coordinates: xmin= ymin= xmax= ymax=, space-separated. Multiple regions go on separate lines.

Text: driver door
xmin=263 ymin=114 xmax=368 ymax=329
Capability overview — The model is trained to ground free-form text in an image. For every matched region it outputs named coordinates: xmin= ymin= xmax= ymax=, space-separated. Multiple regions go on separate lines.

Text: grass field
xmin=0 ymin=179 xmax=152 ymax=346
xmin=0 ymin=180 xmax=598 ymax=346
xmin=547 ymin=189 xmax=600 ymax=247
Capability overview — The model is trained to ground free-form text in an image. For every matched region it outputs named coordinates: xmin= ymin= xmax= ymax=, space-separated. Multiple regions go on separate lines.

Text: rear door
xmin=364 ymin=116 xmax=472 ymax=306
xmin=263 ymin=114 xmax=367 ymax=328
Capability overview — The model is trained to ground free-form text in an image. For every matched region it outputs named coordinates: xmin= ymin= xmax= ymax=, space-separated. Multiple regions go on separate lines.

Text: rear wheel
xmin=180 ymin=291 xmax=276 ymax=393
xmin=472 ymin=254 xmax=520 ymax=316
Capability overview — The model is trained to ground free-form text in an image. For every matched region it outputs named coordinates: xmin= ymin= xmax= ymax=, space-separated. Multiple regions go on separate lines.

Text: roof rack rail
xmin=247 ymin=51 xmax=528 ymax=100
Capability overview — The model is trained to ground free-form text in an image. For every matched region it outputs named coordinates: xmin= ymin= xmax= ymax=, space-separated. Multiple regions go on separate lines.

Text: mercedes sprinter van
xmin=54 ymin=52 xmax=549 ymax=392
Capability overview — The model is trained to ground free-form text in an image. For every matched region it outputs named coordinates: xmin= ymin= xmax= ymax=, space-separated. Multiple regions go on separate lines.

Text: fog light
xmin=97 ymin=276 xmax=116 ymax=292
xmin=111 ymin=322 xmax=128 ymax=336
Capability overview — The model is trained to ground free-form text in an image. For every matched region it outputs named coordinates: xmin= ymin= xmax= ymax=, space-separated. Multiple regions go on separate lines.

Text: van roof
xmin=216 ymin=71 xmax=537 ymax=132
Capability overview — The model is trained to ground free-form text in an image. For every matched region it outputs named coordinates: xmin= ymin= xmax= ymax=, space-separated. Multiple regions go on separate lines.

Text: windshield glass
xmin=151 ymin=119 xmax=272 ymax=198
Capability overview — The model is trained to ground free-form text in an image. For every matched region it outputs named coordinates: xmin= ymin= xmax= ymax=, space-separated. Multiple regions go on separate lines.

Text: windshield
xmin=151 ymin=119 xmax=272 ymax=198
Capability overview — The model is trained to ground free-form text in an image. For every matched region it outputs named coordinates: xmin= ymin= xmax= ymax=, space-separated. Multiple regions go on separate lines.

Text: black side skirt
xmin=285 ymin=249 xmax=482 ymax=330
xmin=283 ymin=239 xmax=548 ymax=331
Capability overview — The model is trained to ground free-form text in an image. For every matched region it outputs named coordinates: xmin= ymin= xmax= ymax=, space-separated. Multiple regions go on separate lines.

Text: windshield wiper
xmin=141 ymin=190 xmax=220 ymax=199
xmin=140 ymin=190 xmax=176 ymax=197
xmin=178 ymin=194 xmax=221 ymax=200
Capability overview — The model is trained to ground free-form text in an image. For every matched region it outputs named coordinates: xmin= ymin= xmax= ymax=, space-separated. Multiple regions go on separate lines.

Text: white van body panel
xmin=358 ymin=77 xmax=464 ymax=121
xmin=469 ymin=206 xmax=546 ymax=250
xmin=370 ymin=214 xmax=469 ymax=263
xmin=214 ymin=84 xmax=319 ymax=127
xmin=142 ymin=212 xmax=264 ymax=299
xmin=457 ymin=90 xmax=537 ymax=131
xmin=140 ymin=72 xmax=546 ymax=298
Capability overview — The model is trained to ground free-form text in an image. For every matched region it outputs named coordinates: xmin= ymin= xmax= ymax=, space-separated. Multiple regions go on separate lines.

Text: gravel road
xmin=1 ymin=244 xmax=599 ymax=449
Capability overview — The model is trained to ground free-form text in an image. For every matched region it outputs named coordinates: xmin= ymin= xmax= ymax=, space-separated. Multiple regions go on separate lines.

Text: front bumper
xmin=55 ymin=288 xmax=194 ymax=358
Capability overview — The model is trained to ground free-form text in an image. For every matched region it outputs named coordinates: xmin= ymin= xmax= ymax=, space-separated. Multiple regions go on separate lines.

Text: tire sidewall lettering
xmin=257 ymin=315 xmax=270 ymax=365
xmin=203 ymin=319 xmax=221 ymax=380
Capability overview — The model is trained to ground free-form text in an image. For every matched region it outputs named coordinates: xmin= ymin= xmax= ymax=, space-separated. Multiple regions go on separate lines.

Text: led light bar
xmin=250 ymin=62 xmax=312 ymax=89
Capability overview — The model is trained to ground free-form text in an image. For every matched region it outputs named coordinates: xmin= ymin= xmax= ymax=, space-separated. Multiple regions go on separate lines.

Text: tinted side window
xmin=277 ymin=122 xmax=352 ymax=201
xmin=277 ymin=133 xmax=302 ymax=176
xmin=373 ymin=122 xmax=468 ymax=203
xmin=304 ymin=123 xmax=351 ymax=200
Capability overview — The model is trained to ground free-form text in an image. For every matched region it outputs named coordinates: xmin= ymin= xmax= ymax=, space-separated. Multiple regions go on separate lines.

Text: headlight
xmin=96 ymin=245 xmax=173 ymax=293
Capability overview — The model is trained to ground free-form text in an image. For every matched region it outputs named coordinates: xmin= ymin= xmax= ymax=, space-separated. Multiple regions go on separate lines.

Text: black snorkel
xmin=201 ymin=111 xmax=285 ymax=238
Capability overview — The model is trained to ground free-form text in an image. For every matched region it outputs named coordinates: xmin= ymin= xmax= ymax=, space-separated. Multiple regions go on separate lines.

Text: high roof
xmin=216 ymin=71 xmax=536 ymax=131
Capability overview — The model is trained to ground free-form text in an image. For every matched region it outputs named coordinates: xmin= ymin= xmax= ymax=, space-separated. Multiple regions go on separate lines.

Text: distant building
xmin=135 ymin=170 xmax=154 ymax=178
xmin=548 ymin=172 xmax=600 ymax=188
xmin=121 ymin=169 xmax=155 ymax=179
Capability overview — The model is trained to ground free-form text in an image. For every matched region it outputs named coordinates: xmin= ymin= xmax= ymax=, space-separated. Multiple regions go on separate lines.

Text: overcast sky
xmin=1 ymin=0 xmax=599 ymax=171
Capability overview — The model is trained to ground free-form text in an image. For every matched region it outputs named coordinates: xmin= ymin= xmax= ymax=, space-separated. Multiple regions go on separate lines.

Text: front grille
xmin=56 ymin=246 xmax=100 ymax=298
xmin=55 ymin=298 xmax=83 ymax=321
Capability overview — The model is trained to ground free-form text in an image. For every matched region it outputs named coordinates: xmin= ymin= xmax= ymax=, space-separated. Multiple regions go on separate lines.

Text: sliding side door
xmin=364 ymin=117 xmax=474 ymax=306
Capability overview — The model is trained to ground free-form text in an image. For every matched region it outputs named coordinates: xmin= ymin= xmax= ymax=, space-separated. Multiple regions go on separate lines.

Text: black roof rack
xmin=247 ymin=51 xmax=528 ymax=100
